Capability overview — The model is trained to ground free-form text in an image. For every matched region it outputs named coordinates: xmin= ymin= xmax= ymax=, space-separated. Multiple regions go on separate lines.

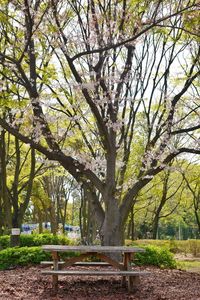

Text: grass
xmin=126 ymin=239 xmax=200 ymax=256
xmin=177 ymin=260 xmax=200 ymax=272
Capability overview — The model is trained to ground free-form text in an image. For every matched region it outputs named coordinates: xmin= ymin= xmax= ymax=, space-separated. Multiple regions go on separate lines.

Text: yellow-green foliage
xmin=0 ymin=247 xmax=51 ymax=270
xmin=0 ymin=233 xmax=71 ymax=250
xmin=135 ymin=245 xmax=177 ymax=269
xmin=126 ymin=239 xmax=200 ymax=257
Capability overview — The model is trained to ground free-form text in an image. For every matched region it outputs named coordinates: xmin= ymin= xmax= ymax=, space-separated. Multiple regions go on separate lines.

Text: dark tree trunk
xmin=0 ymin=130 xmax=12 ymax=229
xmin=12 ymin=209 xmax=20 ymax=228
xmin=49 ymin=202 xmax=57 ymax=235
xmin=152 ymin=213 xmax=160 ymax=239
xmin=101 ymin=197 xmax=124 ymax=247
xmin=37 ymin=208 xmax=43 ymax=233
xmin=130 ymin=209 xmax=135 ymax=240
xmin=194 ymin=209 xmax=200 ymax=237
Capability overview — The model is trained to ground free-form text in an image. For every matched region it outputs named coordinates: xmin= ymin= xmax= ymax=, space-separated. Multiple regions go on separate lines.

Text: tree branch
xmin=71 ymin=2 xmax=199 ymax=61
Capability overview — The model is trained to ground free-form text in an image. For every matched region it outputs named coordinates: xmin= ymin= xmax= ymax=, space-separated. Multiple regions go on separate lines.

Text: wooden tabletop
xmin=42 ymin=245 xmax=145 ymax=253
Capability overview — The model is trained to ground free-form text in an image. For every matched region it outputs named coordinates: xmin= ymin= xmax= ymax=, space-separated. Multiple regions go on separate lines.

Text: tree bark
xmin=0 ymin=130 xmax=12 ymax=230
xmin=101 ymin=197 xmax=124 ymax=246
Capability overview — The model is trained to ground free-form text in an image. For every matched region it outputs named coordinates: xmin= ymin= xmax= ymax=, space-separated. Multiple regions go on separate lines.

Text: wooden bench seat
xmin=41 ymin=261 xmax=111 ymax=266
xmin=41 ymin=269 xmax=149 ymax=292
xmin=41 ymin=269 xmax=149 ymax=276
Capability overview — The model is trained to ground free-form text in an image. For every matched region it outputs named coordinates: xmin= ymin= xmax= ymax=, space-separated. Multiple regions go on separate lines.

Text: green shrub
xmin=0 ymin=247 xmax=51 ymax=270
xmin=135 ymin=245 xmax=177 ymax=269
xmin=0 ymin=235 xmax=10 ymax=250
xmin=126 ymin=239 xmax=200 ymax=256
xmin=19 ymin=233 xmax=70 ymax=247
xmin=0 ymin=233 xmax=71 ymax=249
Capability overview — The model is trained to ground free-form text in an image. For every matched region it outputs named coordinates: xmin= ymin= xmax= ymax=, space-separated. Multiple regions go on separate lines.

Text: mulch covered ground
xmin=0 ymin=265 xmax=200 ymax=300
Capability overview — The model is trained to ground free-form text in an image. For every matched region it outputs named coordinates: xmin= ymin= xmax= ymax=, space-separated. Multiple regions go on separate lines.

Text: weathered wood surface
xmin=41 ymin=245 xmax=147 ymax=293
xmin=41 ymin=270 xmax=149 ymax=276
xmin=41 ymin=261 xmax=111 ymax=266
xmin=42 ymin=245 xmax=145 ymax=253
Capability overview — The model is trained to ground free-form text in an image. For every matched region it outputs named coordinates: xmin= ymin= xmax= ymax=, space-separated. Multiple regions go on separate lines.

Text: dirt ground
xmin=0 ymin=265 xmax=200 ymax=300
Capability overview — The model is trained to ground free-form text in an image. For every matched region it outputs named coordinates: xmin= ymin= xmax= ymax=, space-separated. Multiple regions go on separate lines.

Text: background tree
xmin=0 ymin=130 xmax=38 ymax=232
xmin=182 ymin=164 xmax=200 ymax=236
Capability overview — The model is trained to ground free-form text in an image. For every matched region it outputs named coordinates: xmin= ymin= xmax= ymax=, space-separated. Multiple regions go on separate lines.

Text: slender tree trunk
xmin=80 ymin=190 xmax=89 ymax=244
xmin=12 ymin=207 xmax=20 ymax=228
xmin=152 ymin=172 xmax=170 ymax=239
xmin=37 ymin=207 xmax=43 ymax=233
xmin=18 ymin=148 xmax=36 ymax=226
xmin=0 ymin=184 xmax=4 ymax=234
xmin=0 ymin=204 xmax=3 ymax=235
xmin=152 ymin=213 xmax=160 ymax=239
xmin=130 ymin=209 xmax=135 ymax=240
xmin=0 ymin=130 xmax=12 ymax=229
xmin=49 ymin=202 xmax=57 ymax=235
xmin=62 ymin=199 xmax=68 ymax=234
xmin=194 ymin=209 xmax=200 ymax=236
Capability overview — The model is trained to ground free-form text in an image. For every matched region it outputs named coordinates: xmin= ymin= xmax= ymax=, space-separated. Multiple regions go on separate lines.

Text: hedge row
xmin=135 ymin=245 xmax=177 ymax=269
xmin=0 ymin=233 xmax=71 ymax=250
xmin=0 ymin=247 xmax=51 ymax=270
xmin=126 ymin=239 xmax=200 ymax=256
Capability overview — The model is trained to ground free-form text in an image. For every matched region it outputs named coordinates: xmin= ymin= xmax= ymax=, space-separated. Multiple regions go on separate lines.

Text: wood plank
xmin=42 ymin=245 xmax=145 ymax=253
xmin=51 ymin=251 xmax=59 ymax=291
xmin=128 ymin=275 xmax=140 ymax=292
xmin=41 ymin=270 xmax=149 ymax=276
xmin=62 ymin=252 xmax=96 ymax=267
xmin=95 ymin=253 xmax=125 ymax=270
xmin=122 ymin=252 xmax=131 ymax=286
xmin=41 ymin=261 xmax=66 ymax=265
xmin=41 ymin=261 xmax=111 ymax=266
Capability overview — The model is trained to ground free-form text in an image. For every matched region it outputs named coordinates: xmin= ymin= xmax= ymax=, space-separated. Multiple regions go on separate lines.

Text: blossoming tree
xmin=0 ymin=0 xmax=199 ymax=245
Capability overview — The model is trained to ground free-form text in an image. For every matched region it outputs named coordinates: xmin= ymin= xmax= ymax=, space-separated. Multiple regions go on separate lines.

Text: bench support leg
xmin=52 ymin=275 xmax=58 ymax=292
xmin=52 ymin=251 xmax=59 ymax=293
xmin=122 ymin=252 xmax=131 ymax=287
xmin=128 ymin=275 xmax=140 ymax=292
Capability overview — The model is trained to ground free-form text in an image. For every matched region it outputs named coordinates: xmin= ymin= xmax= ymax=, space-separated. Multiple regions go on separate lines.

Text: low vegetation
xmin=0 ymin=247 xmax=51 ymax=270
xmin=0 ymin=236 xmax=177 ymax=270
xmin=0 ymin=233 xmax=71 ymax=250
xmin=178 ymin=260 xmax=200 ymax=272
xmin=126 ymin=239 xmax=200 ymax=257
xmin=135 ymin=245 xmax=177 ymax=269
xmin=1 ymin=234 xmax=200 ymax=271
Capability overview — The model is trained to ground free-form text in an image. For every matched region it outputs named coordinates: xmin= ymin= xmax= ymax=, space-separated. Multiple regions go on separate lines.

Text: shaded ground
xmin=175 ymin=254 xmax=200 ymax=273
xmin=0 ymin=265 xmax=200 ymax=300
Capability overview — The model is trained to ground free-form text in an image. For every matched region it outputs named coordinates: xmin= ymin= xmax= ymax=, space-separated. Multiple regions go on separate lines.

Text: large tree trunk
xmin=101 ymin=220 xmax=124 ymax=246
xmin=101 ymin=198 xmax=124 ymax=246
xmin=100 ymin=204 xmax=124 ymax=261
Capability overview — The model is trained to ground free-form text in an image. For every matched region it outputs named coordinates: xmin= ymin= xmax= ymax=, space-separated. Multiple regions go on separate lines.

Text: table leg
xmin=124 ymin=253 xmax=140 ymax=292
xmin=128 ymin=275 xmax=140 ymax=292
xmin=122 ymin=252 xmax=131 ymax=287
xmin=52 ymin=251 xmax=59 ymax=292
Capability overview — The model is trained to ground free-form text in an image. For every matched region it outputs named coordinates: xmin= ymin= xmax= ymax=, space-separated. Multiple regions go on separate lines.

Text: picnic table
xmin=41 ymin=245 xmax=149 ymax=292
